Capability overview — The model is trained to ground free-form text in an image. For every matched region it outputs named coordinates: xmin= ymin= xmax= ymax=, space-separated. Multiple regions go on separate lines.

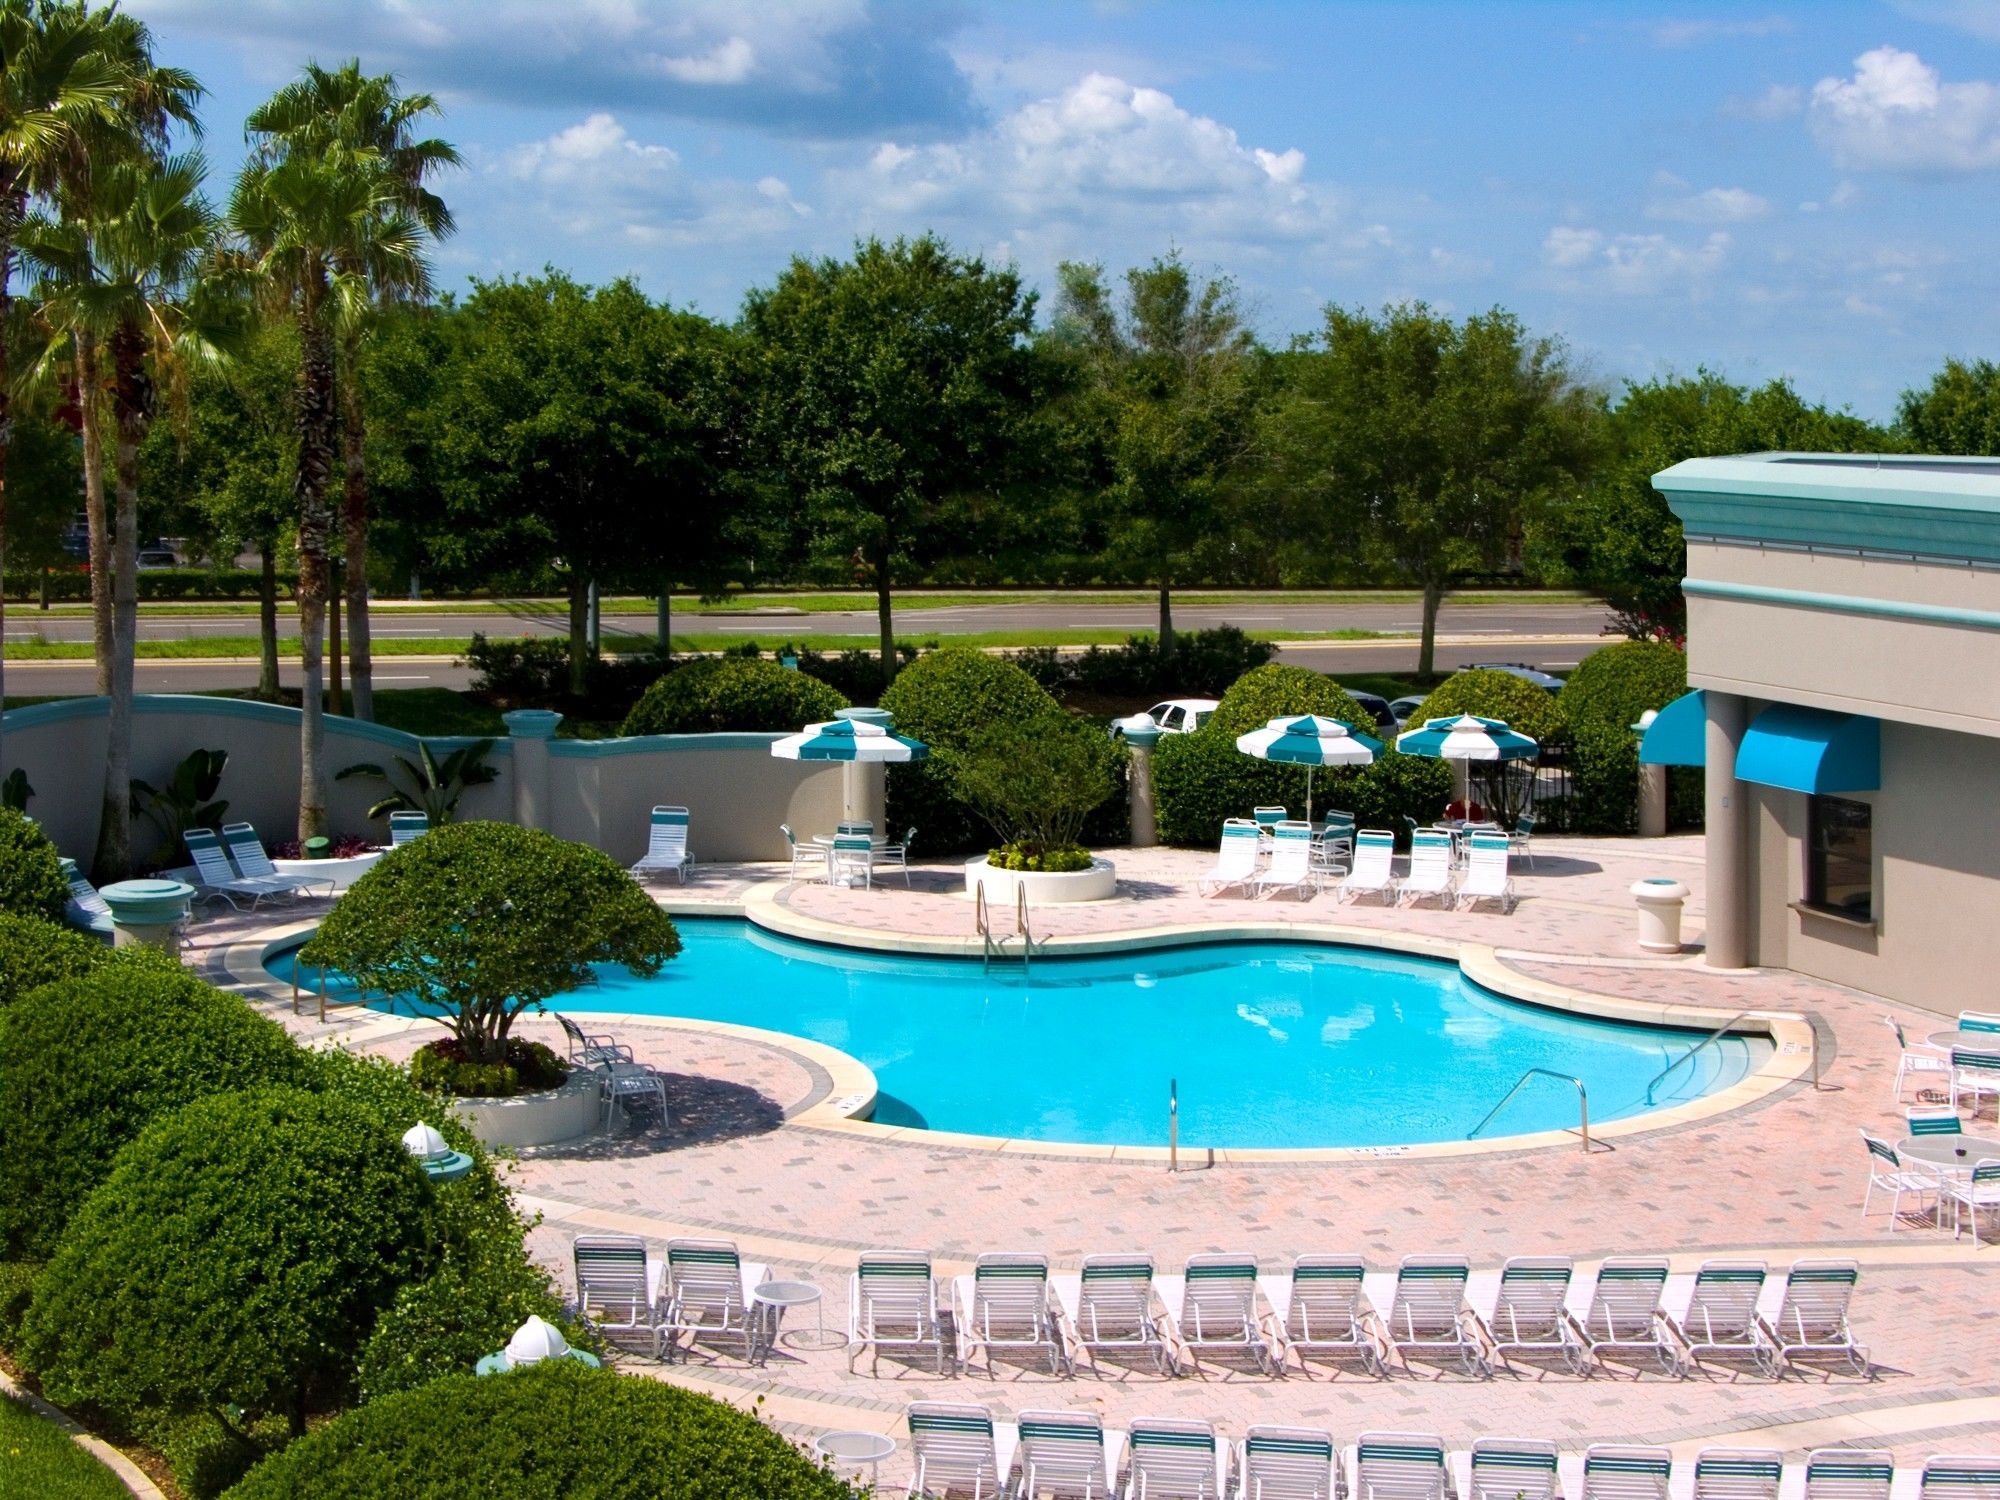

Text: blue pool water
xmin=273 ymin=918 xmax=1769 ymax=1150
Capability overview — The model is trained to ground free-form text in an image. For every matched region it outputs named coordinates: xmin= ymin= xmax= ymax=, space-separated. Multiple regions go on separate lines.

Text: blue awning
xmin=1735 ymin=704 xmax=1880 ymax=794
xmin=1638 ymin=689 xmax=1707 ymax=766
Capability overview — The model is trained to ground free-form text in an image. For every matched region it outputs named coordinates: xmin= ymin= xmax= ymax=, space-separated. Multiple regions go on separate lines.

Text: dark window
xmin=1806 ymin=795 xmax=1872 ymax=919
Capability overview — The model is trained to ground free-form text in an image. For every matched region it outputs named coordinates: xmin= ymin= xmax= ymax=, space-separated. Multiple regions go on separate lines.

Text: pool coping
xmin=215 ymin=884 xmax=1819 ymax=1165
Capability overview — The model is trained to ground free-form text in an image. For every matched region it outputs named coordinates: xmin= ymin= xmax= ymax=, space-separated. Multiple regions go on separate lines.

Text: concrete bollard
xmin=1631 ymin=877 xmax=1690 ymax=953
xmin=1124 ymin=724 xmax=1161 ymax=847
xmin=99 ymin=878 xmax=195 ymax=951
xmin=502 ymin=709 xmax=563 ymax=832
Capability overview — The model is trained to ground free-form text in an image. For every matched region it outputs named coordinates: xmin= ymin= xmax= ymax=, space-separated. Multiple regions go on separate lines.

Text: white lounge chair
xmin=1014 ymin=1409 xmax=1121 ymax=1500
xmin=1165 ymin=1254 xmax=1273 ymax=1374
xmin=1579 ymin=1448 xmax=1672 ymax=1500
xmin=59 ymin=857 xmax=115 ymax=940
xmin=1569 ymin=1258 xmax=1681 ymax=1376
xmin=1950 ymin=1046 xmax=2000 ymax=1115
xmin=1396 ymin=830 xmax=1455 ymax=909
xmin=573 ymin=1235 xmax=661 ymax=1357
xmin=1919 ymin=1456 xmax=2000 ymax=1500
xmin=1690 ymin=1450 xmax=1783 ymax=1500
xmin=1059 ymin=1254 xmax=1172 ymax=1376
xmin=782 ymin=823 xmax=827 ymax=884
xmin=1463 ymin=1439 xmax=1563 ymax=1500
xmin=1197 ymin=819 xmax=1263 ymax=897
xmin=952 ymin=1252 xmax=1067 ymax=1377
xmin=1858 ymin=1132 xmax=1938 ymax=1229
xmin=1761 ymin=1260 xmax=1866 ymax=1375
xmin=389 ymin=809 xmax=428 ymax=845
xmin=1125 ymin=1417 xmax=1225 ymax=1500
xmin=1254 ymin=820 xmax=1320 ymax=901
xmin=905 ymin=1402 xmax=1016 ymax=1500
xmin=1669 ymin=1261 xmax=1777 ymax=1377
xmin=1384 ymin=1256 xmax=1488 ymax=1377
xmin=1339 ymin=830 xmax=1397 ymax=904
xmin=1802 ymin=1450 xmax=1894 ymax=1500
xmin=1266 ymin=1253 xmax=1388 ymax=1376
xmin=1234 ymin=1426 xmax=1339 ymax=1500
xmin=1455 ymin=831 xmax=1514 ymax=913
xmin=659 ymin=1237 xmax=767 ymax=1363
xmin=219 ymin=821 xmax=335 ymax=899
xmin=630 ymin=805 xmax=692 ymax=884
xmin=850 ymin=1250 xmax=946 ymax=1375
xmin=184 ymin=827 xmax=313 ymax=910
xmin=1477 ymin=1256 xmax=1585 ymax=1374
xmin=1354 ymin=1432 xmax=1449 ymax=1500
xmin=1941 ymin=1159 xmax=2000 ymax=1247
xmin=1956 ymin=1010 xmax=2000 ymax=1034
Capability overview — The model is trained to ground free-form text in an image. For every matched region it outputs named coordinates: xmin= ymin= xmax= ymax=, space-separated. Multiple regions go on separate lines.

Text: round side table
xmin=752 ymin=1279 xmax=847 ymax=1360
xmin=815 ymin=1430 xmax=896 ymax=1487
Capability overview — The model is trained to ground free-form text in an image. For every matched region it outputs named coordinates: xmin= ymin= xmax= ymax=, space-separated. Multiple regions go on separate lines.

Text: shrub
xmin=1560 ymin=641 xmax=1689 ymax=736
xmin=20 ymin=1087 xmax=440 ymax=1438
xmin=300 ymin=824 xmax=681 ymax=1070
xmin=0 ymin=807 xmax=67 ymax=921
xmin=408 ymin=1037 xmax=568 ymax=1099
xmin=620 ymin=657 xmax=849 ymax=736
xmin=0 ymin=962 xmax=307 ymax=1258
xmin=0 ymin=912 xmax=107 ymax=1008
xmin=953 ymin=719 xmax=1117 ymax=860
xmin=1207 ymin=664 xmax=1370 ymax=739
xmin=1150 ymin=733 xmax=1451 ymax=846
xmin=225 ymin=1362 xmax=857 ymax=1500
xmin=1408 ymin=669 xmax=1564 ymax=742
xmin=781 ymin=641 xmax=918 ymax=704
xmin=463 ymin=633 xmax=570 ymax=706
xmin=1567 ymin=723 xmax=1641 ymax=835
xmin=149 ymin=1410 xmax=290 ymax=1500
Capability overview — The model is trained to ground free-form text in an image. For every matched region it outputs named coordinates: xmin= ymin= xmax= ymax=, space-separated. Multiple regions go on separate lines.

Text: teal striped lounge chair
xmin=1125 ymin=1417 xmax=1224 ymax=1500
xmin=1254 ymin=820 xmax=1320 ymax=901
xmin=1803 ymin=1449 xmax=1895 ymax=1500
xmin=1761 ymin=1260 xmax=1867 ymax=1375
xmin=905 ymin=1402 xmax=1013 ymax=1500
xmin=951 ymin=1252 xmax=1067 ymax=1377
xmin=1464 ymin=1438 xmax=1563 ymax=1500
xmin=1920 ymin=1456 xmax=2000 ymax=1500
xmin=630 ymin=805 xmax=692 ymax=884
xmin=1196 ymin=819 xmax=1262 ymax=897
xmin=59 ymin=857 xmax=115 ymax=940
xmin=1478 ymin=1256 xmax=1585 ymax=1374
xmin=1267 ymin=1253 xmax=1387 ymax=1375
xmin=389 ymin=809 xmax=428 ymax=845
xmin=184 ymin=827 xmax=312 ymax=910
xmin=1233 ymin=1426 xmax=1339 ymax=1500
xmin=572 ymin=1235 xmax=661 ymax=1357
xmin=849 ymin=1250 xmax=944 ymax=1375
xmin=1339 ymin=830 xmax=1397 ymax=904
xmin=1579 ymin=1447 xmax=1673 ymax=1500
xmin=1571 ymin=1259 xmax=1680 ymax=1375
xmin=1013 ymin=1409 xmax=1120 ymax=1500
xmin=659 ymin=1237 xmax=767 ymax=1364
xmin=1065 ymin=1253 xmax=1172 ymax=1375
xmin=1956 ymin=1011 xmax=2000 ymax=1034
xmin=1690 ymin=1449 xmax=1783 ymax=1500
xmin=1670 ymin=1262 xmax=1777 ymax=1377
xmin=1385 ymin=1256 xmax=1488 ymax=1378
xmin=221 ymin=822 xmax=335 ymax=899
xmin=1355 ymin=1432 xmax=1449 ymax=1500
xmin=1396 ymin=829 xmax=1455 ymax=909
xmin=1167 ymin=1254 xmax=1274 ymax=1375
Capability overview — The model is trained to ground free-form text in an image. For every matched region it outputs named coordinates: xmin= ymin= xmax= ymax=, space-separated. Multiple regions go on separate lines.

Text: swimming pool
xmin=271 ymin=918 xmax=1770 ymax=1150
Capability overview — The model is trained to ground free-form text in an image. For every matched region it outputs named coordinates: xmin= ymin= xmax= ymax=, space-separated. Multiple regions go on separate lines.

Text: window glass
xmin=1807 ymin=795 xmax=1871 ymax=919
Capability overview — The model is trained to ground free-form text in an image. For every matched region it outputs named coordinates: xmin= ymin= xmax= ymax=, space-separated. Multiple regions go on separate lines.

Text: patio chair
xmin=1124 ymin=1417 xmax=1225 ymax=1500
xmin=1569 ymin=1258 xmax=1681 ymax=1375
xmin=1464 ymin=1439 xmax=1563 ymax=1500
xmin=1882 ymin=1016 xmax=1950 ymax=1101
xmin=1579 ymin=1448 xmax=1672 ymax=1500
xmin=1166 ymin=1254 xmax=1274 ymax=1374
xmin=1475 ymin=1256 xmax=1585 ymax=1374
xmin=1454 ymin=831 xmax=1515 ymax=913
xmin=1311 ymin=815 xmax=1356 ymax=881
xmin=1907 ymin=1108 xmax=1963 ymax=1137
xmin=1354 ymin=1432 xmax=1449 ymax=1500
xmin=556 ymin=1011 xmax=634 ymax=1068
xmin=598 ymin=1061 xmax=668 ymax=1130
xmin=1760 ymin=1261 xmax=1867 ymax=1375
xmin=838 ymin=819 xmax=876 ymax=836
xmin=1802 ymin=1449 xmax=1894 ymax=1500
xmin=830 ymin=831 xmax=875 ymax=889
xmin=1668 ymin=1261 xmax=1778 ymax=1377
xmin=389 ymin=810 xmax=428 ymax=845
xmin=1508 ymin=812 xmax=1537 ymax=869
xmin=1252 ymin=806 xmax=1288 ymax=841
xmin=184 ymin=827 xmax=313 ymax=910
xmin=877 ymin=826 xmax=918 ymax=887
xmin=220 ymin=822 xmax=336 ymax=899
xmin=1266 ymin=1253 xmax=1388 ymax=1376
xmin=782 ymin=824 xmax=827 ymax=884
xmin=572 ymin=1235 xmax=661 ymax=1357
xmin=1396 ymin=830 xmax=1455 ymax=909
xmin=1384 ymin=1256 xmax=1488 ymax=1377
xmin=1014 ymin=1410 xmax=1121 ymax=1500
xmin=1064 ymin=1254 xmax=1172 ymax=1375
xmin=1949 ymin=1047 xmax=2000 ymax=1115
xmin=905 ymin=1402 xmax=1015 ymax=1500
xmin=1956 ymin=1010 xmax=2000 ymax=1034
xmin=849 ymin=1250 xmax=946 ymax=1375
xmin=659 ymin=1237 xmax=766 ymax=1363
xmin=58 ymin=857 xmax=116 ymax=940
xmin=951 ymin=1252 xmax=1067 ymax=1377
xmin=1940 ymin=1159 xmax=2000 ymax=1247
xmin=1254 ymin=821 xmax=1320 ymax=901
xmin=1919 ymin=1456 xmax=2000 ymax=1500
xmin=630 ymin=805 xmax=692 ymax=884
xmin=1339 ymin=830 xmax=1397 ymax=904
xmin=1196 ymin=819 xmax=1263 ymax=897
xmin=1858 ymin=1132 xmax=1938 ymax=1229
xmin=1233 ymin=1426 xmax=1339 ymax=1500
xmin=1690 ymin=1450 xmax=1783 ymax=1500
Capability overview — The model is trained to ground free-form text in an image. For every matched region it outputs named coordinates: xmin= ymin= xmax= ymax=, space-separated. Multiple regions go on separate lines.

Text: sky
xmin=125 ymin=0 xmax=2000 ymax=421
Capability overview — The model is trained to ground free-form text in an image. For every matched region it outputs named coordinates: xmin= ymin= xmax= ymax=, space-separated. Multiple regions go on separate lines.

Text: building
xmin=1641 ymin=452 xmax=2000 ymax=1005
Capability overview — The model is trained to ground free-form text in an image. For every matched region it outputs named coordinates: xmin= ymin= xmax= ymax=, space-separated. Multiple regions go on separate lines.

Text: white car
xmin=1109 ymin=698 xmax=1219 ymax=739
xmin=1388 ymin=695 xmax=1429 ymax=731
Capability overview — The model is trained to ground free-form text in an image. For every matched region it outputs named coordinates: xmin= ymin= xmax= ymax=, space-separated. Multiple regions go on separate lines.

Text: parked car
xmin=1388 ymin=695 xmax=1429 ymax=731
xmin=1343 ymin=690 xmax=1397 ymax=735
xmin=1108 ymin=698 xmax=1219 ymax=739
xmin=1468 ymin=661 xmax=1567 ymax=691
xmin=137 ymin=546 xmax=179 ymax=569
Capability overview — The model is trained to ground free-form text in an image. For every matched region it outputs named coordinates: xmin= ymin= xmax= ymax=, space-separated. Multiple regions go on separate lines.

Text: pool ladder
xmin=974 ymin=882 xmax=1035 ymax=976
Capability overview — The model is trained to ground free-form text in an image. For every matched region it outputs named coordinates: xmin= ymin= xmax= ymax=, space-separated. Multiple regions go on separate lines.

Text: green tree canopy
xmin=1898 ymin=358 xmax=2000 ymax=454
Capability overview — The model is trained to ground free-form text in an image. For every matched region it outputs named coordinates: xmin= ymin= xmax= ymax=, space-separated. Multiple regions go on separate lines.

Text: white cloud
xmin=1809 ymin=47 xmax=2000 ymax=172
xmin=1541 ymin=226 xmax=1602 ymax=268
xmin=1645 ymin=174 xmax=1770 ymax=223
xmin=1649 ymin=14 xmax=1793 ymax=47
xmin=1541 ymin=225 xmax=1732 ymax=293
xmin=651 ymin=36 xmax=756 ymax=86
xmin=1724 ymin=83 xmax=1804 ymax=120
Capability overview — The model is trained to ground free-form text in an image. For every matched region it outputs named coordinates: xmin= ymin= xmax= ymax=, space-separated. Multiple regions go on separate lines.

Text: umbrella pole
xmin=1305 ymin=765 xmax=1314 ymax=824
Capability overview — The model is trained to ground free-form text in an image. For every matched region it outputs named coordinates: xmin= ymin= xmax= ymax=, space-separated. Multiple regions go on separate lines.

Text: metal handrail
xmin=1645 ymin=1011 xmax=1750 ymax=1104
xmin=1467 ymin=1068 xmax=1591 ymax=1153
xmin=974 ymin=881 xmax=998 ymax=973
xmin=1014 ymin=885 xmax=1034 ymax=977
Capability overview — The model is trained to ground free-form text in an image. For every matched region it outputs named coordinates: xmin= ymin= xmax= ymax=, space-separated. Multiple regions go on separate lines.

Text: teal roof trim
xmin=1683 ymin=578 xmax=2000 ymax=632
xmin=1736 ymin=704 xmax=1879 ymax=794
xmin=1639 ymin=689 xmax=1706 ymax=766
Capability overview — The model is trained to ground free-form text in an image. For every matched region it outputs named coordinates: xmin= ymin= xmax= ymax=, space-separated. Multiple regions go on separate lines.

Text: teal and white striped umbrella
xmin=770 ymin=719 xmax=929 ymax=763
xmin=1395 ymin=714 xmax=1539 ymax=762
xmin=1234 ymin=714 xmax=1381 ymax=821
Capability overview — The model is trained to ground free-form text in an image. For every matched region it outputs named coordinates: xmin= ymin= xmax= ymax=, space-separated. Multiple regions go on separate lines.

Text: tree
xmin=745 ymin=234 xmax=1038 ymax=685
xmin=1898 ymin=358 xmax=2000 ymax=454
xmin=1282 ymin=302 xmax=1601 ymax=675
xmin=298 ymin=822 xmax=682 ymax=1066
xmin=1051 ymin=253 xmax=1257 ymax=656
xmin=244 ymin=61 xmax=456 ymax=721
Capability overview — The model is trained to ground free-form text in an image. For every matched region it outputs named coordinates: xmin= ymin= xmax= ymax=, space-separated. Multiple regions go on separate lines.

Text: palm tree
xmin=245 ymin=61 xmax=455 ymax=722
xmin=230 ymin=144 xmax=415 ymax=839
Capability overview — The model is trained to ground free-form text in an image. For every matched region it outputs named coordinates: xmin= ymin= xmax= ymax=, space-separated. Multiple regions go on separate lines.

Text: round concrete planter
xmin=964 ymin=855 xmax=1118 ymax=905
xmin=448 ymin=1069 xmax=600 ymax=1149
xmin=272 ymin=850 xmax=383 ymax=891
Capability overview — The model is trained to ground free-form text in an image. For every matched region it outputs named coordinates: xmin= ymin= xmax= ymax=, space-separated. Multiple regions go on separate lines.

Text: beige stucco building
xmin=1644 ymin=453 xmax=2000 ymax=1006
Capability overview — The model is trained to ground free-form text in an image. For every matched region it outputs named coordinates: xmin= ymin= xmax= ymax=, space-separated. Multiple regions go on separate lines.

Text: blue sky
xmin=128 ymin=0 xmax=2000 ymax=420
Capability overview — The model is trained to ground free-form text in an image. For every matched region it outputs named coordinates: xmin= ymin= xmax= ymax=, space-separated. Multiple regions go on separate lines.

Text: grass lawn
xmin=0 ymin=1394 xmax=129 ymax=1500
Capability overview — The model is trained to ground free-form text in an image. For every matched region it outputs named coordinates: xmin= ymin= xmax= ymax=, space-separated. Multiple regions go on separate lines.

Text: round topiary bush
xmin=620 ymin=657 xmax=850 ymax=736
xmin=20 ymin=1087 xmax=440 ymax=1438
xmin=0 ymin=808 xmax=68 ymax=921
xmin=1206 ymin=665 xmax=1370 ymax=740
xmin=1560 ymin=640 xmax=1688 ymax=736
xmin=0 ymin=911 xmax=108 ymax=1008
xmin=1409 ymin=668 xmax=1564 ymax=742
xmin=0 ymin=961 xmax=308 ymax=1258
xmin=226 ymin=1362 xmax=857 ymax=1500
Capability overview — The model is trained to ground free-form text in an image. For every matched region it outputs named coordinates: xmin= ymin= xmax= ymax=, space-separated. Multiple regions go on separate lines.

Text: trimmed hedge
xmin=1409 ymin=669 xmax=1564 ymax=741
xmin=226 ymin=1362 xmax=857 ymax=1500
xmin=0 ymin=808 xmax=67 ymax=922
xmin=0 ymin=962 xmax=308 ymax=1258
xmin=0 ymin=912 xmax=107 ymax=1007
xmin=1560 ymin=641 xmax=1688 ymax=735
xmin=1208 ymin=664 xmax=1370 ymax=739
xmin=620 ymin=656 xmax=850 ymax=735
xmin=1556 ymin=642 xmax=1696 ymax=835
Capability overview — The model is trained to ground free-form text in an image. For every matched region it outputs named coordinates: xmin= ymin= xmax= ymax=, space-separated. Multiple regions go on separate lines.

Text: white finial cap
xmin=402 ymin=1122 xmax=451 ymax=1162
xmin=505 ymin=1315 xmax=570 ymax=1365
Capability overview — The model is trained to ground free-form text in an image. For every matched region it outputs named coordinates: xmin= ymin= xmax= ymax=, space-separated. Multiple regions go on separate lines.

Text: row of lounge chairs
xmin=900 ymin=1407 xmax=1992 ymax=1500
xmin=1197 ymin=823 xmax=1514 ymax=913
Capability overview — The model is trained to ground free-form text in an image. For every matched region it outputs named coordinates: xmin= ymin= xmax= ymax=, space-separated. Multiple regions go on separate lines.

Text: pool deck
xmin=196 ymin=834 xmax=2000 ymax=1488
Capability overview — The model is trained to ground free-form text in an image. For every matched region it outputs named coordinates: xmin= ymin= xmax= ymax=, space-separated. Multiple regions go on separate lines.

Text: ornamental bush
xmin=0 ymin=962 xmax=307 ymax=1258
xmin=953 ymin=718 xmax=1117 ymax=860
xmin=20 ymin=1087 xmax=440 ymax=1438
xmin=1207 ymin=664 xmax=1370 ymax=739
xmin=1151 ymin=733 xmax=1450 ymax=846
xmin=1409 ymin=669 xmax=1564 ymax=742
xmin=1559 ymin=640 xmax=1688 ymax=736
xmin=0 ymin=808 xmax=67 ymax=921
xmin=226 ymin=1362 xmax=857 ymax=1500
xmin=620 ymin=656 xmax=850 ymax=736
xmin=0 ymin=912 xmax=107 ymax=1008
xmin=1566 ymin=723 xmax=1642 ymax=835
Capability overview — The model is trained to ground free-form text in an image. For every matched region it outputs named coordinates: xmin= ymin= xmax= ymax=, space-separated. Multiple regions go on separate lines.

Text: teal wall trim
xmin=547 ymin=731 xmax=786 ymax=759
xmin=1 ymin=694 xmax=512 ymax=755
xmin=1683 ymin=578 xmax=2000 ymax=633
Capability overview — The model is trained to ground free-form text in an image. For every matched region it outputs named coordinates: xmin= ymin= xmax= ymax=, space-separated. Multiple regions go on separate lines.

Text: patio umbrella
xmin=1233 ymin=714 xmax=1381 ymax=821
xmin=1394 ymin=714 xmax=1539 ymax=762
xmin=768 ymin=719 xmax=930 ymax=763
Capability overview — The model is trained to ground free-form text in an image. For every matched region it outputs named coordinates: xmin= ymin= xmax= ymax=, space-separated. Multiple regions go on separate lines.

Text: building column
xmin=1637 ymin=763 xmax=1668 ymax=837
xmin=503 ymin=709 xmax=563 ymax=832
xmin=1703 ymin=691 xmax=1749 ymax=969
xmin=835 ymin=707 xmax=890 ymax=828
xmin=1124 ymin=725 xmax=1161 ymax=847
